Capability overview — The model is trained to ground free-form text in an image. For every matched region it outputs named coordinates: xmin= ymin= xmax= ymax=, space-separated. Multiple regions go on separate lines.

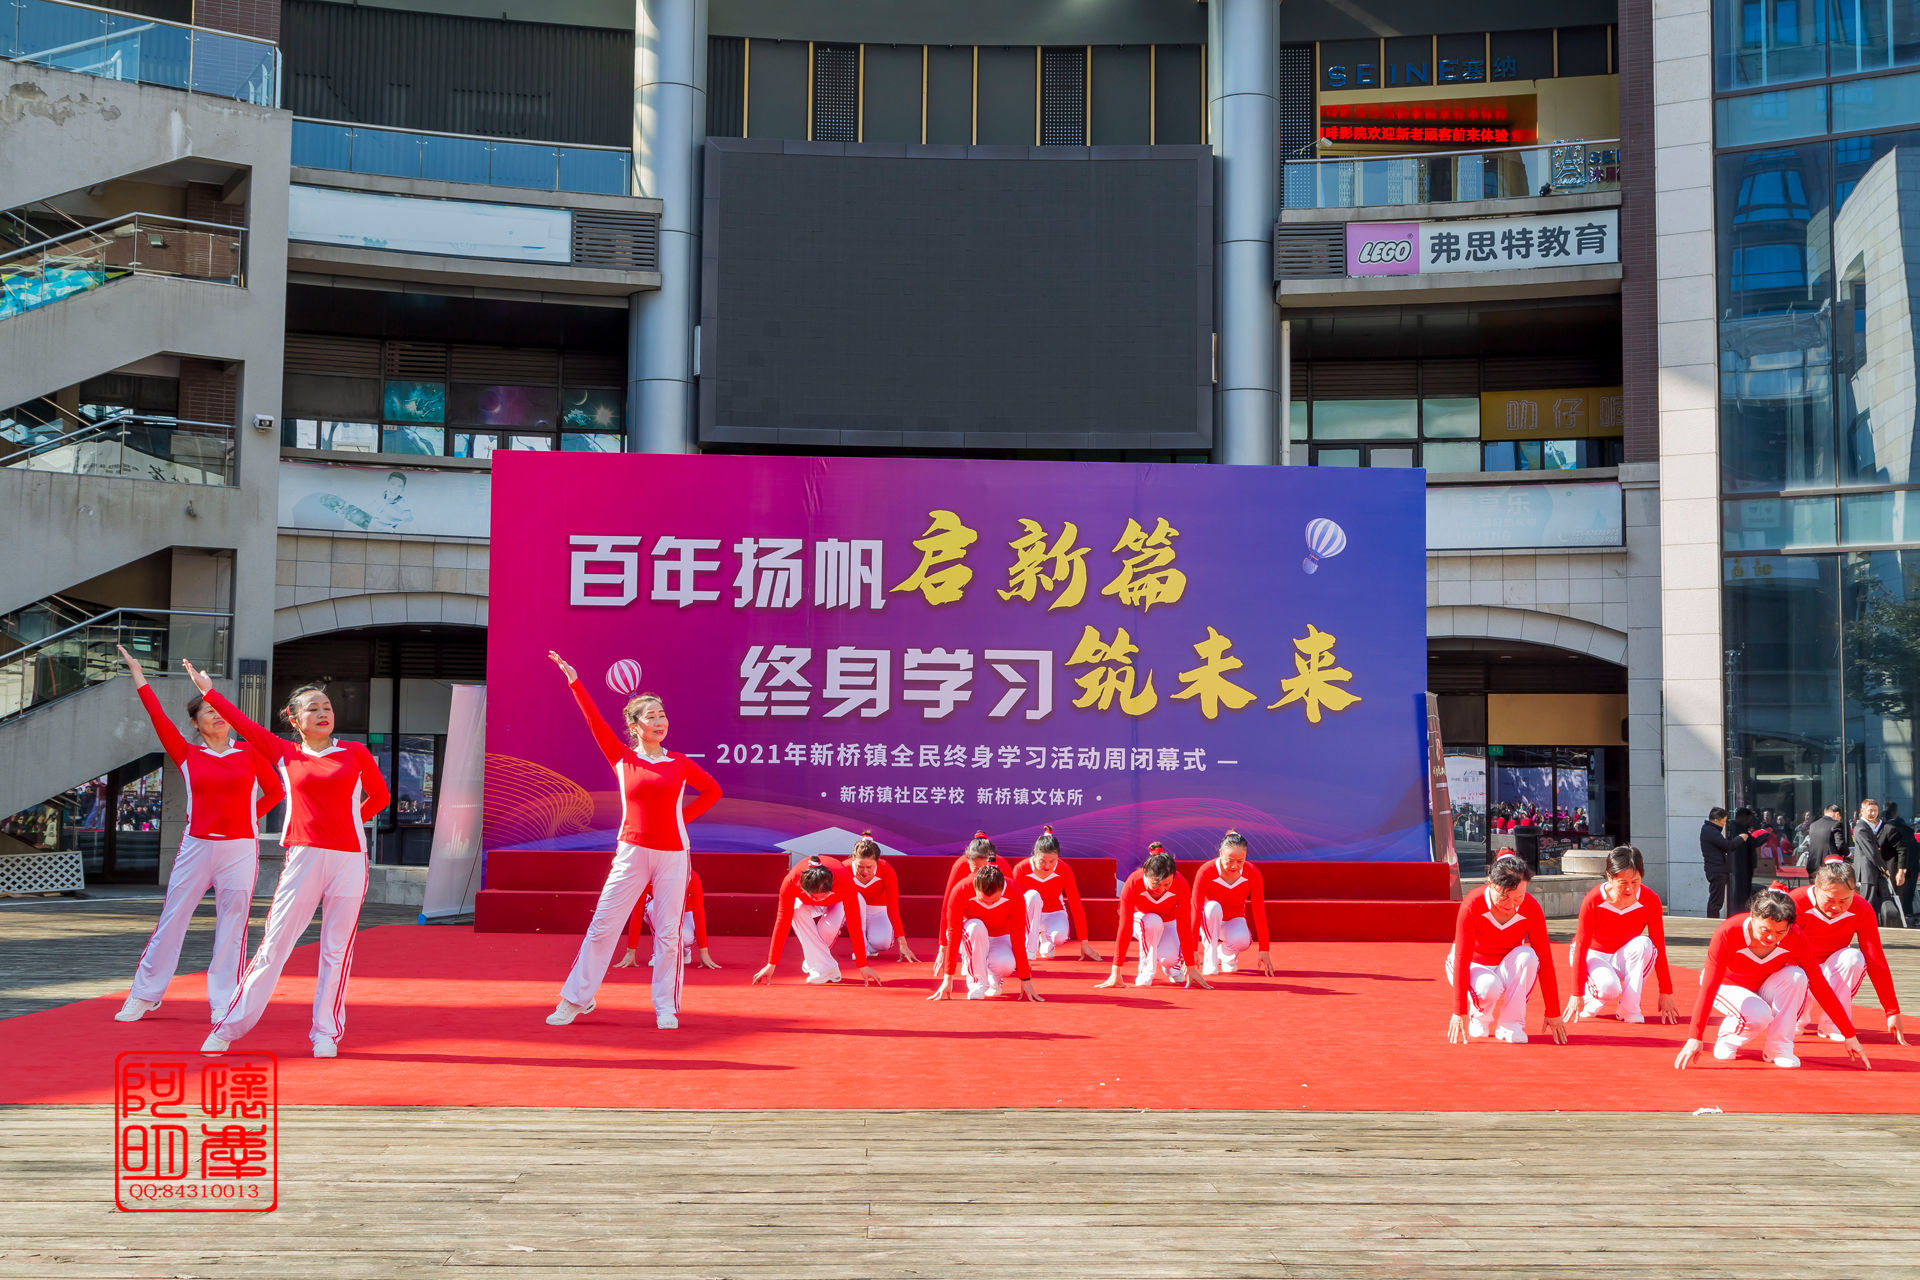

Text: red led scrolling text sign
xmin=1318 ymin=100 xmax=1536 ymax=147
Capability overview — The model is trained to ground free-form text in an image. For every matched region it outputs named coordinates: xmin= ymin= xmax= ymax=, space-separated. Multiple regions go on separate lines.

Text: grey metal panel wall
xmin=862 ymin=45 xmax=924 ymax=145
xmin=280 ymin=0 xmax=630 ymax=145
xmin=745 ymin=38 xmax=809 ymax=139
xmin=925 ymin=46 xmax=973 ymax=144
xmin=974 ymin=46 xmax=1035 ymax=146
xmin=1090 ymin=46 xmax=1150 ymax=146
xmin=1153 ymin=45 xmax=1202 ymax=145
xmin=708 ymin=36 xmax=746 ymax=136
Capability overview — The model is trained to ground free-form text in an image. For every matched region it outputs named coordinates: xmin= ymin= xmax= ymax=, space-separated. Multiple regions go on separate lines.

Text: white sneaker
xmin=1466 ymin=1015 xmax=1493 ymax=1039
xmin=115 ymin=997 xmax=159 ymax=1023
xmin=655 ymin=1013 xmax=678 ymax=1030
xmin=1763 ymin=1051 xmax=1802 ymax=1069
xmin=1579 ymin=996 xmax=1606 ymax=1019
xmin=1493 ymin=1026 xmax=1528 ymax=1044
xmin=312 ymin=1036 xmax=337 ymax=1059
xmin=1219 ymin=953 xmax=1239 ymax=974
xmin=1712 ymin=1038 xmax=1740 ymax=1061
xmin=1037 ymin=939 xmax=1056 ymax=960
xmin=984 ymin=977 xmax=1004 ymax=999
xmin=1619 ymin=1011 xmax=1645 ymax=1024
xmin=1166 ymin=964 xmax=1187 ymax=984
xmin=200 ymin=1032 xmax=230 ymax=1055
xmin=1817 ymin=1027 xmax=1847 ymax=1043
xmin=545 ymin=999 xmax=594 ymax=1026
xmin=803 ymin=969 xmax=841 ymax=985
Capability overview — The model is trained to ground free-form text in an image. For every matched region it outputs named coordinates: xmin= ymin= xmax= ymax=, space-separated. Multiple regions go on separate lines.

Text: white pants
xmin=561 ymin=843 xmax=687 ymax=1017
xmin=1715 ymin=967 xmax=1809 ymax=1059
xmin=1131 ymin=912 xmax=1183 ymax=986
xmin=789 ymin=899 xmax=846 ymax=982
xmin=644 ymin=904 xmax=697 ymax=967
xmin=960 ymin=919 xmax=1016 ymax=998
xmin=212 ymin=845 xmax=365 ymax=1045
xmin=1446 ymin=946 xmax=1538 ymax=1037
xmin=1024 ymin=891 xmax=1070 ymax=958
xmin=130 ymin=835 xmax=257 ymax=1017
xmin=1799 ymin=948 xmax=1868 ymax=1037
xmin=1578 ymin=936 xmax=1658 ymax=1021
xmin=1199 ymin=900 xmax=1254 ymax=975
xmin=857 ymin=903 xmax=895 ymax=954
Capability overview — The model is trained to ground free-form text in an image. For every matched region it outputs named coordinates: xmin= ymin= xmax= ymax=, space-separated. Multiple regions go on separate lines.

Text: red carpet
xmin=7 ymin=926 xmax=1912 ymax=1112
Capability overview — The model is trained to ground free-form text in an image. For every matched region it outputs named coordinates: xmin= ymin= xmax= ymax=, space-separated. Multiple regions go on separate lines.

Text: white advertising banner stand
xmin=421 ymin=684 xmax=487 ymax=922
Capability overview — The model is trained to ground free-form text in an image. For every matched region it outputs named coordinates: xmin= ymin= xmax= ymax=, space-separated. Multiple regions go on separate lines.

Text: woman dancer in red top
xmin=185 ymin=662 xmax=388 ymax=1059
xmin=751 ymin=854 xmax=884 ymax=986
xmin=1190 ymin=829 xmax=1276 ymax=978
xmin=545 ymin=652 xmax=721 ymax=1031
xmin=1446 ymin=854 xmax=1567 ymax=1045
xmin=114 ymin=646 xmax=282 ymax=1024
xmin=930 ymin=832 xmax=1005 ymax=972
xmin=1675 ymin=886 xmax=1870 ymax=1070
xmin=1097 ymin=845 xmax=1208 ymax=990
xmin=847 ymin=833 xmax=919 ymax=964
xmin=1791 ymin=863 xmax=1907 ymax=1045
xmin=1562 ymin=846 xmax=1679 ymax=1025
xmin=1016 ymin=827 xmax=1100 ymax=962
xmin=616 ymin=870 xmax=719 ymax=972
xmin=928 ymin=859 xmax=1042 ymax=1002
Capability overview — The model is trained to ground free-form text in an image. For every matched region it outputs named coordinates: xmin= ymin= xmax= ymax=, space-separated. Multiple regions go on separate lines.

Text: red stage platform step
xmin=475 ymin=848 xmax=1459 ymax=943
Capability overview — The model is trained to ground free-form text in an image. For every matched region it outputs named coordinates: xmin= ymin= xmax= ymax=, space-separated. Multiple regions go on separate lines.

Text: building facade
xmin=4 ymin=0 xmax=1908 ymax=913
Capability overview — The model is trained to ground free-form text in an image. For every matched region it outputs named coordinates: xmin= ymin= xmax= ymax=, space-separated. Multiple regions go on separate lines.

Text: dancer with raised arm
xmin=1097 ymin=844 xmax=1209 ymax=990
xmin=928 ymin=858 xmax=1043 ymax=1002
xmin=1445 ymin=854 xmax=1567 ymax=1046
xmin=185 ymin=661 xmax=388 ymax=1059
xmin=113 ymin=645 xmax=282 ymax=1024
xmin=1791 ymin=863 xmax=1907 ymax=1046
xmin=1016 ymin=827 xmax=1100 ymax=962
xmin=751 ymin=854 xmax=885 ymax=986
xmin=1190 ymin=829 xmax=1276 ymax=978
xmin=1562 ymin=846 xmax=1680 ymax=1026
xmin=545 ymin=652 xmax=721 ymax=1030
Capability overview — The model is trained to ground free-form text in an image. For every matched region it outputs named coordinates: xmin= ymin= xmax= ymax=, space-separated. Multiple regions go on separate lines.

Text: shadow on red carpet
xmin=6 ymin=927 xmax=1912 ymax=1112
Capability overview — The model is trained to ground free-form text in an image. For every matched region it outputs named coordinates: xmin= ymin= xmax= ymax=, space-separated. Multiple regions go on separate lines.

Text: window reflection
xmin=1833 ymin=136 xmax=1920 ymax=487
xmin=1842 ymin=549 xmax=1920 ymax=816
xmin=1724 ymin=553 xmax=1844 ymax=819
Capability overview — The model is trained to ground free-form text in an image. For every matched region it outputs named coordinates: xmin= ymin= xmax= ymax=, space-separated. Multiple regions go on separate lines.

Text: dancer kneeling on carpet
xmin=1097 ymin=845 xmax=1208 ymax=990
xmin=544 ymin=652 xmax=721 ymax=1031
xmin=752 ymin=854 xmax=884 ymax=986
xmin=1791 ymin=863 xmax=1907 ymax=1046
xmin=1446 ymin=854 xmax=1566 ymax=1045
xmin=617 ymin=870 xmax=719 ymax=972
xmin=114 ymin=646 xmax=282 ymax=1025
xmin=929 ymin=858 xmax=1042 ymax=1002
xmin=186 ymin=663 xmax=389 ymax=1060
xmin=1563 ymin=847 xmax=1679 ymax=1026
xmin=931 ymin=832 xmax=1012 ymax=973
xmin=848 ymin=833 xmax=919 ymax=964
xmin=1190 ymin=829 xmax=1276 ymax=978
xmin=1017 ymin=827 xmax=1100 ymax=962
xmin=1675 ymin=886 xmax=1870 ymax=1071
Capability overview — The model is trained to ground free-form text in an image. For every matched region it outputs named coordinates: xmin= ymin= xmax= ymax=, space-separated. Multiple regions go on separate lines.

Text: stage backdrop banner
xmin=485 ymin=454 xmax=1430 ymax=870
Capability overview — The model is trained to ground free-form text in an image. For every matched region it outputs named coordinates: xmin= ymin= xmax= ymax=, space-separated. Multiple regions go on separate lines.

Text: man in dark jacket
xmin=1804 ymin=804 xmax=1848 ymax=869
xmin=1882 ymin=803 xmax=1916 ymax=925
xmin=1855 ymin=799 xmax=1892 ymax=915
xmin=1700 ymin=807 xmax=1746 ymax=918
xmin=1730 ymin=805 xmax=1764 ymax=909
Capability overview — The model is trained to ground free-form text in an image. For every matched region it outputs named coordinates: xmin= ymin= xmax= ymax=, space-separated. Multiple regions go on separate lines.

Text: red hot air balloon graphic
xmin=605 ymin=658 xmax=644 ymax=695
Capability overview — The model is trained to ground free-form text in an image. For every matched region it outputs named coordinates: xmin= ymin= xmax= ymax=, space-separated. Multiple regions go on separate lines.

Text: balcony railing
xmin=1 ymin=0 xmax=278 ymax=106
xmin=0 ymin=212 xmax=246 ymax=319
xmin=0 ymin=608 xmax=230 ymax=724
xmin=292 ymin=118 xmax=632 ymax=197
xmin=1 ymin=413 xmax=236 ymax=484
xmin=1283 ymin=139 xmax=1622 ymax=211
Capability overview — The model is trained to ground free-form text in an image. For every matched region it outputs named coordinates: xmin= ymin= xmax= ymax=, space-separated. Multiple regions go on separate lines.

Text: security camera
xmin=253 ymin=414 xmax=275 ymax=433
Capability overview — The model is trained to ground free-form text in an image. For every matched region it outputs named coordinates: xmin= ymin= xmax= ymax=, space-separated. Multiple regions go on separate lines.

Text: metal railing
xmin=1283 ymin=139 xmax=1622 ymax=210
xmin=2 ymin=0 xmax=276 ymax=105
xmin=0 ymin=212 xmax=246 ymax=319
xmin=0 ymin=608 xmax=230 ymax=724
xmin=0 ymin=412 xmax=236 ymax=484
xmin=292 ymin=117 xmax=633 ymax=197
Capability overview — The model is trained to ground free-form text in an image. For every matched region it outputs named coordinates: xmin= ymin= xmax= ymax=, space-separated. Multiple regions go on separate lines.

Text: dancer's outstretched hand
xmin=1019 ymin=979 xmax=1044 ymax=1002
xmin=1674 ymin=1037 xmax=1703 ymax=1069
xmin=1890 ymin=1012 xmax=1909 ymax=1046
xmin=1094 ymin=965 xmax=1124 ymax=990
xmin=1184 ymin=969 xmax=1213 ymax=991
xmin=896 ymin=939 xmax=921 ymax=965
xmin=613 ymin=948 xmax=639 ymax=969
xmin=1561 ymin=996 xmax=1585 ymax=1025
xmin=1844 ymin=1036 xmax=1874 ymax=1070
xmin=927 ymin=976 xmax=953 ymax=1002
xmin=1257 ymin=951 xmax=1277 ymax=977
xmin=181 ymin=659 xmax=214 ymax=694
xmin=696 ymin=948 xmax=721 ymax=970
xmin=750 ymin=964 xmax=776 ymax=985
xmin=116 ymin=644 xmax=146 ymax=684
xmin=1657 ymin=994 xmax=1681 ymax=1025
xmin=1448 ymin=1014 xmax=1470 ymax=1045
xmin=1077 ymin=942 xmax=1102 ymax=962
xmin=548 ymin=650 xmax=577 ymax=682
xmin=856 ymin=965 xmax=885 ymax=986
xmin=1544 ymin=1015 xmax=1569 ymax=1045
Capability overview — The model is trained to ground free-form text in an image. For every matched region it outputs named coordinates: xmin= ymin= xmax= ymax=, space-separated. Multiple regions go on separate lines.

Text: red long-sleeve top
xmin=137 ymin=685 xmax=281 ymax=840
xmin=202 ymin=690 xmax=387 ymax=854
xmin=567 ymin=679 xmax=720 ymax=850
xmin=768 ymin=856 xmax=869 ymax=967
xmin=1688 ymin=914 xmax=1856 ymax=1040
xmin=625 ymin=871 xmax=708 ymax=951
xmin=1568 ymin=884 xmax=1674 ymax=996
xmin=851 ymin=862 xmax=906 ymax=942
xmin=1112 ymin=870 xmax=1197 ymax=966
xmin=939 ymin=855 xmax=1026 ymax=938
xmin=1189 ymin=859 xmax=1271 ymax=948
xmin=943 ymin=891 xmax=1032 ymax=980
xmin=1448 ymin=888 xmax=1562 ymax=1017
xmin=1015 ymin=858 xmax=1089 ymax=941
xmin=1790 ymin=887 xmax=1900 ymax=1014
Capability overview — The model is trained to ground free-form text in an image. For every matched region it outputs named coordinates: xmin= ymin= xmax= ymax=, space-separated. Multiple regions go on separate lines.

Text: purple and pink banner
xmin=484 ymin=453 xmax=1430 ymax=870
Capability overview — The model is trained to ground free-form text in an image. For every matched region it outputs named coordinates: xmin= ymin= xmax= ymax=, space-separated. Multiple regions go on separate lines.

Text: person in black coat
xmin=1804 ymin=804 xmax=1848 ymax=869
xmin=1730 ymin=805 xmax=1763 ymax=909
xmin=1699 ymin=807 xmax=1747 ymax=918
xmin=1854 ymin=798 xmax=1891 ymax=915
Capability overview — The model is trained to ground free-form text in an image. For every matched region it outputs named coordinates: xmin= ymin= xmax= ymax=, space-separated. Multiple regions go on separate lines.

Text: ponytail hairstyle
xmin=1749 ymin=885 xmax=1797 ymax=924
xmin=799 ymin=854 xmax=835 ymax=895
xmin=1142 ymin=842 xmax=1176 ymax=882
xmin=1032 ymin=825 xmax=1060 ymax=856
xmin=1604 ymin=846 xmax=1645 ymax=878
xmin=966 ymin=830 xmax=997 ymax=860
xmin=1488 ymin=852 xmax=1534 ymax=891
xmin=621 ymin=693 xmax=665 ymax=749
xmin=849 ymin=831 xmax=882 ymax=863
xmin=1220 ymin=828 xmax=1249 ymax=854
xmin=280 ymin=682 xmax=329 ymax=729
xmin=973 ymin=860 xmax=1006 ymax=895
xmin=1812 ymin=860 xmax=1858 ymax=889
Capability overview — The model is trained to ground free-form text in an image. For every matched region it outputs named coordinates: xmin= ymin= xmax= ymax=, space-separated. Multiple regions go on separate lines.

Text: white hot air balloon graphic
xmin=1302 ymin=517 xmax=1348 ymax=575
xmin=605 ymin=658 xmax=645 ymax=695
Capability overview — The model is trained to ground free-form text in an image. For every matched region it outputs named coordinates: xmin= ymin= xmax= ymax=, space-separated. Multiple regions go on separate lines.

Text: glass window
xmin=381 ymin=425 xmax=445 ymax=455
xmin=1422 ymin=440 xmax=1481 ymax=474
xmin=1842 ymin=548 xmax=1920 ymax=817
xmin=1718 ymin=145 xmax=1834 ymax=494
xmin=1312 ymin=446 xmax=1362 ymax=467
xmin=561 ymin=389 xmax=624 ymax=433
xmin=1543 ymin=439 xmax=1583 ymax=470
xmin=1484 ymin=440 xmax=1545 ymax=471
xmin=393 ymin=735 xmax=439 ymax=826
xmin=562 ymin=433 xmax=623 ymax=452
xmin=1840 ymin=490 xmax=1920 ymax=543
xmin=1715 ymin=84 xmax=1829 ymax=145
xmin=1832 ymin=68 xmax=1920 ymax=133
xmin=505 ymin=434 xmax=554 ymax=451
xmin=1370 ymin=446 xmax=1416 ymax=468
xmin=1715 ymin=0 xmax=1827 ymax=89
xmin=383 ymin=381 xmax=446 ymax=424
xmin=1724 ymin=495 xmax=1838 ymax=548
xmin=1724 ymin=552 xmax=1844 ymax=821
xmin=1833 ymin=133 xmax=1920 ymax=487
xmin=285 ymin=420 xmax=377 ymax=452
xmin=1311 ymin=399 xmax=1417 ymax=440
xmin=449 ymin=383 xmax=558 ymax=429
xmin=1830 ymin=0 xmax=1920 ymax=76
xmin=452 ymin=432 xmax=500 ymax=459
xmin=1422 ymin=398 xmax=1480 ymax=439
xmin=1288 ymin=400 xmax=1308 ymax=442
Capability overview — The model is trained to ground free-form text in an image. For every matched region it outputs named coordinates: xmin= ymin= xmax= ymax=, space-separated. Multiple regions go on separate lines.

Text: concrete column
xmin=1652 ymin=0 xmax=1722 ymax=915
xmin=1620 ymin=462 xmax=1667 ymax=894
xmin=1206 ymin=0 xmax=1279 ymax=466
xmin=629 ymin=0 xmax=708 ymax=454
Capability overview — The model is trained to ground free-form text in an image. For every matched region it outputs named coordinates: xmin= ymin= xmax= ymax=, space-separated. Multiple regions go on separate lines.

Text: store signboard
xmin=288 ymin=185 xmax=571 ymax=264
xmin=1428 ymin=481 xmax=1623 ymax=550
xmin=1345 ymin=209 xmax=1619 ymax=278
xmin=1480 ymin=387 xmax=1625 ymax=441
